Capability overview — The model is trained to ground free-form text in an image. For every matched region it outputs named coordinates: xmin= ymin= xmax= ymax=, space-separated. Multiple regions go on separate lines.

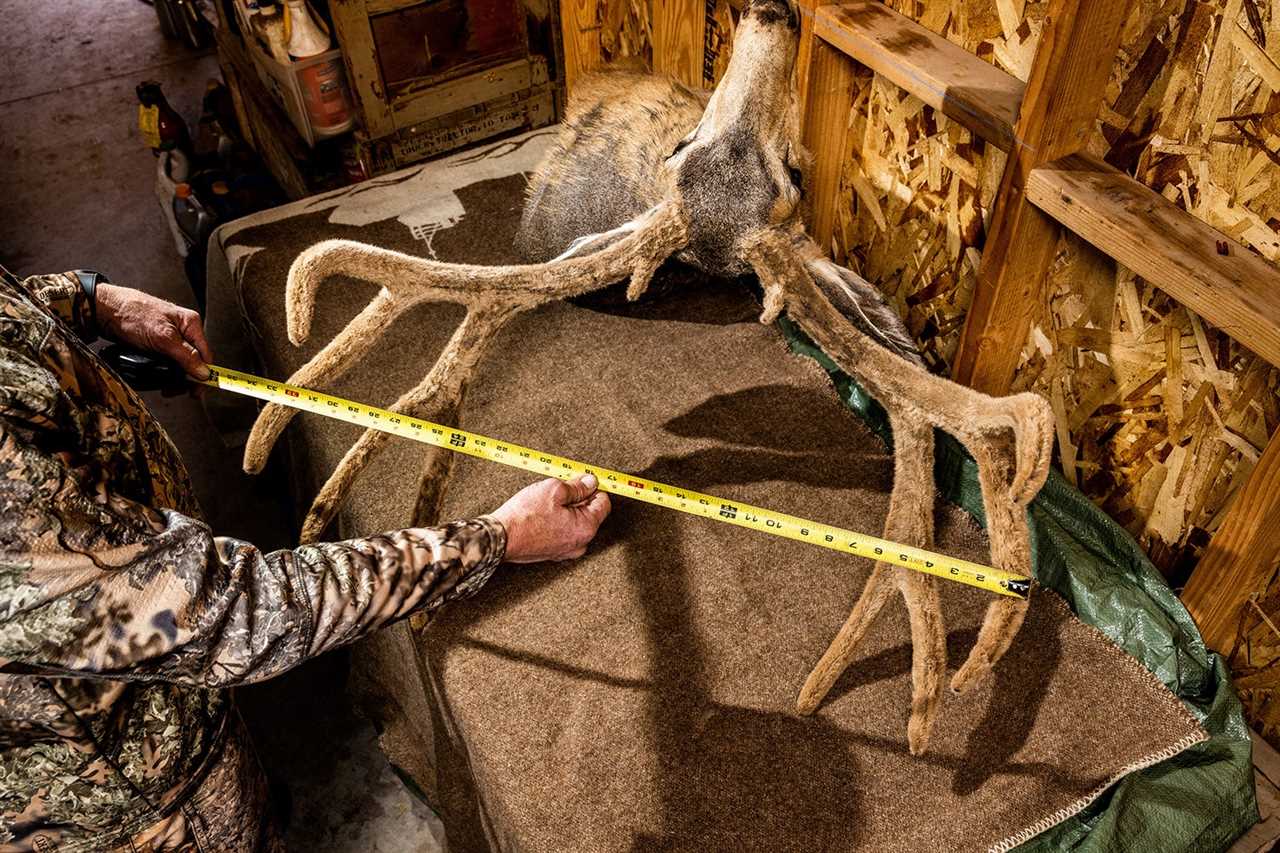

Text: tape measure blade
xmin=205 ymin=365 xmax=1026 ymax=600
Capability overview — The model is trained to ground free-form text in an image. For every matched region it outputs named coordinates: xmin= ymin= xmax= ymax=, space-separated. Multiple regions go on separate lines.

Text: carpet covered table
xmin=206 ymin=130 xmax=1257 ymax=852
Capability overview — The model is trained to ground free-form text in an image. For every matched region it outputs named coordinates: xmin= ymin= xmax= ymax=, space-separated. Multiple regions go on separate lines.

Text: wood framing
xmin=1026 ymin=153 xmax=1280 ymax=370
xmin=812 ymin=3 xmax=1023 ymax=152
xmin=801 ymin=37 xmax=858 ymax=254
xmin=653 ymin=0 xmax=706 ymax=87
xmin=559 ymin=0 xmax=606 ymax=91
xmin=1183 ymin=428 xmax=1280 ymax=653
xmin=328 ymin=2 xmax=397 ymax=138
xmin=794 ymin=0 xmax=821 ymax=103
xmin=950 ymin=0 xmax=1127 ymax=395
xmin=794 ymin=0 xmax=1280 ymax=665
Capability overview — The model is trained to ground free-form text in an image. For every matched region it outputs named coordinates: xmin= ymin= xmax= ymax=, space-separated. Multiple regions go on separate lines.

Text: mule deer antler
xmin=243 ymin=0 xmax=1054 ymax=754
xmin=743 ymin=228 xmax=1052 ymax=750
xmin=242 ymin=202 xmax=687 ymax=540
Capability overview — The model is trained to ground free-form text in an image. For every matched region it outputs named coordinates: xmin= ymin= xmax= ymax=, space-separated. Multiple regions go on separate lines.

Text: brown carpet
xmin=220 ymin=142 xmax=1207 ymax=852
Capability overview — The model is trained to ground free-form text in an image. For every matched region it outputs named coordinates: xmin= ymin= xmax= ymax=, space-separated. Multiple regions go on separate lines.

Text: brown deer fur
xmin=241 ymin=0 xmax=1054 ymax=755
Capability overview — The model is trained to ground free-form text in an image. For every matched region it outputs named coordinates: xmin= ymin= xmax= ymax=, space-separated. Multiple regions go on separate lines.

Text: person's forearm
xmin=20 ymin=272 xmax=96 ymax=340
xmin=245 ymin=516 xmax=507 ymax=668
xmin=0 ymin=454 xmax=506 ymax=687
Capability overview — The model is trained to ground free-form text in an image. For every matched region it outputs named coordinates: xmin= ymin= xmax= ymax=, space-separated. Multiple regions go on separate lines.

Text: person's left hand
xmin=96 ymin=283 xmax=213 ymax=380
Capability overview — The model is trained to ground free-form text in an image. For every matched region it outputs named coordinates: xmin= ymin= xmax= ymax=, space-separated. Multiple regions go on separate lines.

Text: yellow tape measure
xmin=204 ymin=365 xmax=1029 ymax=599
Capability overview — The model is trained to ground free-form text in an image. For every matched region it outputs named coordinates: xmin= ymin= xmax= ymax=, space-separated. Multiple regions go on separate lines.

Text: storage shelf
xmin=1027 ymin=152 xmax=1280 ymax=368
xmin=813 ymin=2 xmax=1023 ymax=151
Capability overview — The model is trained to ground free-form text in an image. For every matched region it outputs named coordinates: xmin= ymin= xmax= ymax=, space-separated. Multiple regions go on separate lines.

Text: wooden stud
xmin=558 ymin=0 xmax=604 ymax=94
xmin=653 ymin=0 xmax=705 ymax=88
xmin=794 ymin=0 xmax=821 ymax=105
xmin=1183 ymin=426 xmax=1280 ymax=654
xmin=951 ymin=0 xmax=1128 ymax=395
xmin=801 ymin=37 xmax=858 ymax=255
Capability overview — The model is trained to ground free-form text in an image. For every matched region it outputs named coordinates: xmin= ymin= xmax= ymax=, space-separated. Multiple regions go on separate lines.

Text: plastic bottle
xmin=137 ymin=82 xmax=191 ymax=156
xmin=285 ymin=0 xmax=329 ymax=58
xmin=165 ymin=149 xmax=191 ymax=183
xmin=193 ymin=81 xmax=225 ymax=165
xmin=172 ymin=183 xmax=214 ymax=250
xmin=297 ymin=57 xmax=355 ymax=137
xmin=255 ymin=4 xmax=291 ymax=63
xmin=284 ymin=1 xmax=355 ymax=138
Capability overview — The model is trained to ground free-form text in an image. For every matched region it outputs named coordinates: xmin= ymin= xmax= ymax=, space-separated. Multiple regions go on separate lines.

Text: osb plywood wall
xmin=560 ymin=0 xmax=1280 ymax=730
xmin=826 ymin=0 xmax=1280 ymax=587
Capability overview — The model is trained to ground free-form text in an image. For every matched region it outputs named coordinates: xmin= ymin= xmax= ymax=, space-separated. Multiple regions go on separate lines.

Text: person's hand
xmin=96 ymin=283 xmax=213 ymax=380
xmin=490 ymin=474 xmax=612 ymax=563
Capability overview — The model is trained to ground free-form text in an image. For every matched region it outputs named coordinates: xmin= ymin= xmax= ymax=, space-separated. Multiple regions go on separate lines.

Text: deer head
xmin=242 ymin=0 xmax=1054 ymax=755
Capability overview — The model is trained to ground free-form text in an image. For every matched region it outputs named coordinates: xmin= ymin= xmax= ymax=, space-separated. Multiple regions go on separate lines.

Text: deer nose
xmin=743 ymin=0 xmax=799 ymax=28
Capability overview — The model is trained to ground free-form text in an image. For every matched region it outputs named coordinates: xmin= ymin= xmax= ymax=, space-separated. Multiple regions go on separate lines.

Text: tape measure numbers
xmin=204 ymin=365 xmax=1029 ymax=599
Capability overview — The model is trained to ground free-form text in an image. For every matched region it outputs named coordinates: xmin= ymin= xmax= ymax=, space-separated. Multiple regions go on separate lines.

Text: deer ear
xmin=805 ymin=257 xmax=924 ymax=366
xmin=550 ymin=205 xmax=665 ymax=261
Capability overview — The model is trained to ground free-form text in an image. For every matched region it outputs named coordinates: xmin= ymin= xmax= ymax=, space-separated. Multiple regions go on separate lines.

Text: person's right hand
xmin=95 ymin=283 xmax=212 ymax=380
xmin=490 ymin=474 xmax=611 ymax=563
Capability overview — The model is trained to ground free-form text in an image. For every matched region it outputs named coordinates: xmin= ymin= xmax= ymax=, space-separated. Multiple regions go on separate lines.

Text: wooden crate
xmin=332 ymin=0 xmax=564 ymax=168
xmin=352 ymin=78 xmax=558 ymax=178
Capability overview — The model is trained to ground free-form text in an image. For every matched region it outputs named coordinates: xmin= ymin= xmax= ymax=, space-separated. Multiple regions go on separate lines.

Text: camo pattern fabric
xmin=0 ymin=267 xmax=506 ymax=851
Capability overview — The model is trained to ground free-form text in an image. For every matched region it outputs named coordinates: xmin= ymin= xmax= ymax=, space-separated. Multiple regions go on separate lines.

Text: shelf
xmin=813 ymin=2 xmax=1023 ymax=151
xmin=1027 ymin=152 xmax=1280 ymax=369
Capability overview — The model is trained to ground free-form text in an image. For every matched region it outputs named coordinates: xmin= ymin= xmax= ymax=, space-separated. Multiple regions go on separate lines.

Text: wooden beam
xmin=558 ymin=0 xmax=605 ymax=95
xmin=329 ymin=1 xmax=397 ymax=138
xmin=813 ymin=2 xmax=1023 ymax=151
xmin=801 ymin=37 xmax=858 ymax=255
xmin=653 ymin=0 xmax=706 ymax=89
xmin=1182 ymin=426 xmax=1280 ymax=653
xmin=795 ymin=0 xmax=822 ymax=104
xmin=1027 ymin=152 xmax=1280 ymax=369
xmin=951 ymin=0 xmax=1127 ymax=394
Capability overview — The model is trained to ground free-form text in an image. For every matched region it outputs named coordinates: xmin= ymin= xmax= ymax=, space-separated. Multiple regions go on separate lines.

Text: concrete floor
xmin=0 ymin=2 xmax=443 ymax=850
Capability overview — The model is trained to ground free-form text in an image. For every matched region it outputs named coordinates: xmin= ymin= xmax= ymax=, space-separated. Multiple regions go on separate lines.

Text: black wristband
xmin=72 ymin=269 xmax=109 ymax=340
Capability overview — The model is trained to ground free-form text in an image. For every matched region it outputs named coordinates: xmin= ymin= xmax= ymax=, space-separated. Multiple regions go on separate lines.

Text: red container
xmin=296 ymin=56 xmax=355 ymax=135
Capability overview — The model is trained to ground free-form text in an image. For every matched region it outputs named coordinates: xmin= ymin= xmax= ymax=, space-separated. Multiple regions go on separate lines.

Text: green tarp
xmin=777 ymin=317 xmax=1259 ymax=852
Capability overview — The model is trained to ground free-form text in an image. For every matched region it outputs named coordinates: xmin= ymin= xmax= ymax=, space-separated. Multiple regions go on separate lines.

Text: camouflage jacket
xmin=0 ymin=267 xmax=506 ymax=852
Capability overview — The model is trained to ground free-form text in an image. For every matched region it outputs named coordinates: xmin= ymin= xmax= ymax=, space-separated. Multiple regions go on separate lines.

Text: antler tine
xmin=298 ymin=303 xmax=522 ymax=542
xmin=951 ymin=441 xmax=1033 ymax=693
xmin=287 ymin=201 xmax=688 ymax=342
xmin=797 ymin=412 xmax=944 ymax=755
xmin=1001 ymin=393 xmax=1055 ymax=504
xmin=741 ymin=230 xmax=1054 ymax=480
xmin=243 ymin=200 xmax=689 ymax=479
xmin=244 ymin=291 xmax=407 ymax=474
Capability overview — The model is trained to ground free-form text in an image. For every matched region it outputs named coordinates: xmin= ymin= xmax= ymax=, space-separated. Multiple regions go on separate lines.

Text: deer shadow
xmin=654 ymin=385 xmax=1065 ymax=806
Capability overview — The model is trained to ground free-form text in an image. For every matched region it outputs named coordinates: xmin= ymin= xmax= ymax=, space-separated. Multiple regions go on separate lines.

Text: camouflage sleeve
xmin=0 ymin=422 xmax=507 ymax=686
xmin=19 ymin=272 xmax=96 ymax=341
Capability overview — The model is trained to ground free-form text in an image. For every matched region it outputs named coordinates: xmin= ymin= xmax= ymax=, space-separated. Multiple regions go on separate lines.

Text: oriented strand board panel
xmin=829 ymin=0 xmax=1280 ymax=562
